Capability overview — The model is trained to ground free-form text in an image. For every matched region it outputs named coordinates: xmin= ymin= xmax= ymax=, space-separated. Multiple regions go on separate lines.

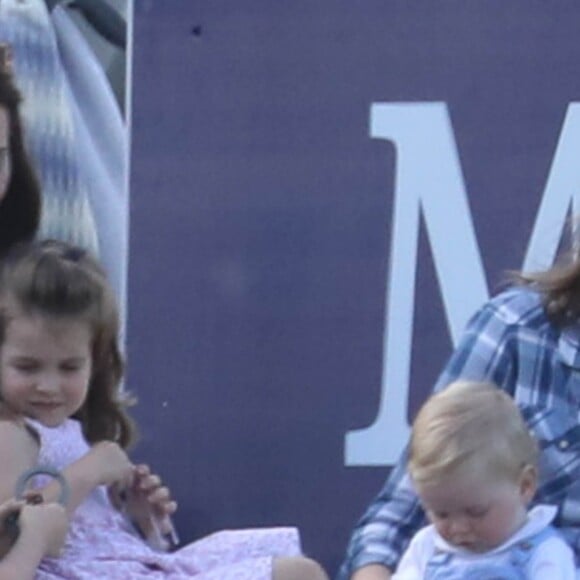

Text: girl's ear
xmin=519 ymin=464 xmax=537 ymax=504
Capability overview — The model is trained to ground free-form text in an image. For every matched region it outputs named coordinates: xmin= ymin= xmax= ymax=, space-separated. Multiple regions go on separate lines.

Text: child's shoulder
xmin=0 ymin=413 xmax=38 ymax=453
xmin=527 ymin=529 xmax=575 ymax=577
xmin=0 ymin=410 xmax=33 ymax=440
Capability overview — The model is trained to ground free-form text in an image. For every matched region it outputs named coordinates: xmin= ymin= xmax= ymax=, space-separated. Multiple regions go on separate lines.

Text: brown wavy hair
xmin=515 ymin=223 xmax=580 ymax=326
xmin=0 ymin=240 xmax=136 ymax=447
xmin=0 ymin=46 xmax=41 ymax=252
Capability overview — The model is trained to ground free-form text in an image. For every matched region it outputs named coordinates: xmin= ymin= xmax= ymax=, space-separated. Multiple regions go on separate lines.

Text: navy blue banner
xmin=127 ymin=2 xmax=580 ymax=573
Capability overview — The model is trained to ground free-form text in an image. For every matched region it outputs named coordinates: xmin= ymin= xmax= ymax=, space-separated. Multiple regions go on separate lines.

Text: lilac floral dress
xmin=26 ymin=419 xmax=301 ymax=579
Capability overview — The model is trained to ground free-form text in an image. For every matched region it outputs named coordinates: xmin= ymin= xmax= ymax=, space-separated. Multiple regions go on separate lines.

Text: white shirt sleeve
xmin=527 ymin=536 xmax=576 ymax=580
xmin=392 ymin=526 xmax=436 ymax=580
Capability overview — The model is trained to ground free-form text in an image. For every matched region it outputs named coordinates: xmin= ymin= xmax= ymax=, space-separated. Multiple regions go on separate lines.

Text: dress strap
xmin=510 ymin=525 xmax=559 ymax=569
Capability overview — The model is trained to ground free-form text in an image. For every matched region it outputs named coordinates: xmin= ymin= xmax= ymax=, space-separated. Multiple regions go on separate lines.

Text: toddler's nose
xmin=448 ymin=516 xmax=469 ymax=535
xmin=36 ymin=373 xmax=59 ymax=393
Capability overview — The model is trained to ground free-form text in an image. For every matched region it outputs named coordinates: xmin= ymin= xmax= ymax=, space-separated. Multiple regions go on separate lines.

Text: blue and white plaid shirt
xmin=338 ymin=287 xmax=580 ymax=579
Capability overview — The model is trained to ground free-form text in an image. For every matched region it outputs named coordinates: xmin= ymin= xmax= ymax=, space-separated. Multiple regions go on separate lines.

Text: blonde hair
xmin=409 ymin=381 xmax=537 ymax=486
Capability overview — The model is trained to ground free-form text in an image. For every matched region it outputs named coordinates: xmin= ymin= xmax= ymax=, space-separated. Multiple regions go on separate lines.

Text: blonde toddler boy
xmin=393 ymin=381 xmax=575 ymax=579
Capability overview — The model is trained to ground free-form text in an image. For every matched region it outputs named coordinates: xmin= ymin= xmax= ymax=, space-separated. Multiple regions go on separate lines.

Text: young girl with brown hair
xmin=0 ymin=240 xmax=327 ymax=580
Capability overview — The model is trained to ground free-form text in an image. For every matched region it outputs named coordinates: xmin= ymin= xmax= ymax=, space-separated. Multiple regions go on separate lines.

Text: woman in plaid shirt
xmin=339 ymin=255 xmax=580 ymax=580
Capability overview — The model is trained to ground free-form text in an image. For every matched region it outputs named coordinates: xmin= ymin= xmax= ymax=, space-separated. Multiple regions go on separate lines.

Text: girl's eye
xmin=433 ymin=511 xmax=449 ymax=520
xmin=61 ymin=357 xmax=88 ymax=372
xmin=61 ymin=364 xmax=82 ymax=373
xmin=14 ymin=363 xmax=38 ymax=373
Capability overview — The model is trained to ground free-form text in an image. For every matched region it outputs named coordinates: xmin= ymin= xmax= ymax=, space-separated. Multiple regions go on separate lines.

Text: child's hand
xmin=133 ymin=464 xmax=177 ymax=519
xmin=0 ymin=498 xmax=25 ymax=559
xmin=0 ymin=498 xmax=25 ymax=532
xmin=85 ymin=441 xmax=133 ymax=488
xmin=19 ymin=503 xmax=68 ymax=557
xmin=124 ymin=464 xmax=177 ymax=541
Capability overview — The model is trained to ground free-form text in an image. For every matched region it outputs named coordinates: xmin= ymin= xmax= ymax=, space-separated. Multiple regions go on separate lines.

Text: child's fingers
xmin=164 ymin=500 xmax=178 ymax=515
xmin=147 ymin=486 xmax=170 ymax=504
xmin=138 ymin=474 xmax=162 ymax=493
xmin=22 ymin=489 xmax=44 ymax=505
xmin=148 ymin=487 xmax=177 ymax=513
xmin=134 ymin=466 xmax=172 ymax=496
xmin=151 ymin=500 xmax=178 ymax=517
xmin=134 ymin=464 xmax=151 ymax=480
xmin=0 ymin=498 xmax=24 ymax=517
xmin=0 ymin=498 xmax=24 ymax=531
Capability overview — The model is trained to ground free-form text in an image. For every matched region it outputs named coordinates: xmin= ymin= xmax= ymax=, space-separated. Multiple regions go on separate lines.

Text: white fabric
xmin=51 ymin=4 xmax=128 ymax=308
xmin=393 ymin=505 xmax=576 ymax=579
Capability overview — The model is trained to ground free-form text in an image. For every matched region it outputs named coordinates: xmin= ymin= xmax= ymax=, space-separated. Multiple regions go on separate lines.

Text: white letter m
xmin=345 ymin=102 xmax=580 ymax=466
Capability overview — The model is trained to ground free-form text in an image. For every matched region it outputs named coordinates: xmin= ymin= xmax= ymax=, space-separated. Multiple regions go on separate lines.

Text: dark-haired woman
xmin=1 ymin=0 xmax=128 ymax=302
xmin=0 ymin=46 xmax=40 ymax=253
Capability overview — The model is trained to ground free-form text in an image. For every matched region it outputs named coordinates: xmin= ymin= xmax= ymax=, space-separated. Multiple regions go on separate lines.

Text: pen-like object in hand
xmin=148 ymin=514 xmax=180 ymax=552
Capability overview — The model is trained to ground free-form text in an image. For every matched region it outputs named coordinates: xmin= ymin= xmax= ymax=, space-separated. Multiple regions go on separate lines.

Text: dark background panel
xmin=127 ymin=2 xmax=580 ymax=573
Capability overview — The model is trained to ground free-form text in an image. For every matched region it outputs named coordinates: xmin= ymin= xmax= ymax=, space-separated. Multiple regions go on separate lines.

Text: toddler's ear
xmin=519 ymin=464 xmax=537 ymax=503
